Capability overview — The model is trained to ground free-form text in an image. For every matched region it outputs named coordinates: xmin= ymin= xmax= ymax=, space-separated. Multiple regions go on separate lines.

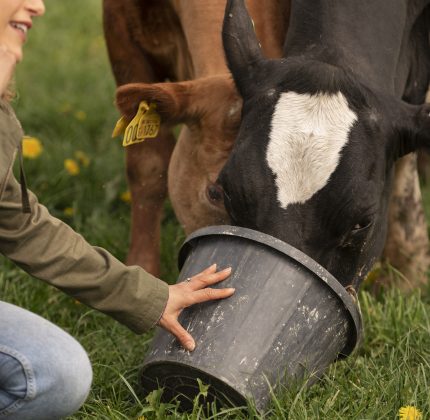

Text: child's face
xmin=0 ymin=0 xmax=45 ymax=62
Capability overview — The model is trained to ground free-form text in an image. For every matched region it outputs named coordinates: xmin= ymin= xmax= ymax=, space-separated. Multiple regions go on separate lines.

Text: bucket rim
xmin=178 ymin=225 xmax=362 ymax=357
xmin=141 ymin=360 xmax=249 ymax=408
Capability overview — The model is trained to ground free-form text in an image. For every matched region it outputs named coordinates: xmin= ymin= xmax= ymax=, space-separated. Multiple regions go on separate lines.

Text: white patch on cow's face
xmin=266 ymin=91 xmax=357 ymax=208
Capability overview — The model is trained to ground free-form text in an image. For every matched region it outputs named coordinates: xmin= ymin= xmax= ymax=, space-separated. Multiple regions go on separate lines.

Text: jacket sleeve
xmin=0 ymin=171 xmax=169 ymax=334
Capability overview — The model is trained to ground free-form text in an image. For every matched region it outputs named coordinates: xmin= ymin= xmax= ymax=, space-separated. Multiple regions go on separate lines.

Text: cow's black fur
xmin=218 ymin=0 xmax=430 ymax=288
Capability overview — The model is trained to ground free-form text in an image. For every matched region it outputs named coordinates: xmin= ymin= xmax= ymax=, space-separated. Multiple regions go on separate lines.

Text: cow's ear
xmin=116 ymin=76 xmax=238 ymax=126
xmin=394 ymin=103 xmax=430 ymax=158
xmin=222 ymin=0 xmax=265 ymax=99
xmin=116 ymin=81 xmax=197 ymax=125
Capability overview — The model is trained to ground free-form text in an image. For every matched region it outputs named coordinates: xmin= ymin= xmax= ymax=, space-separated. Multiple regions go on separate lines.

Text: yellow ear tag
xmin=112 ymin=116 xmax=128 ymax=138
xmin=122 ymin=101 xmax=161 ymax=147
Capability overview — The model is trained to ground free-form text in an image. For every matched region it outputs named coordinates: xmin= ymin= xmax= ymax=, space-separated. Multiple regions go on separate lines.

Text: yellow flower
xmin=63 ymin=207 xmax=74 ymax=217
xmin=399 ymin=406 xmax=422 ymax=420
xmin=120 ymin=190 xmax=131 ymax=203
xmin=74 ymin=110 xmax=87 ymax=121
xmin=64 ymin=159 xmax=80 ymax=176
xmin=74 ymin=150 xmax=90 ymax=167
xmin=22 ymin=136 xmax=43 ymax=159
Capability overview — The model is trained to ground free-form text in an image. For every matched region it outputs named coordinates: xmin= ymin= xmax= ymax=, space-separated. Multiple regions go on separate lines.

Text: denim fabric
xmin=0 ymin=301 xmax=92 ymax=419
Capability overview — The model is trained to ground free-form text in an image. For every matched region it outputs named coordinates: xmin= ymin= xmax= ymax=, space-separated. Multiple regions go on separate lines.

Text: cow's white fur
xmin=266 ymin=91 xmax=357 ymax=208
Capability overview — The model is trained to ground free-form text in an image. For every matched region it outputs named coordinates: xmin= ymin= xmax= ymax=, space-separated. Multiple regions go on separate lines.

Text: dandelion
xmin=64 ymin=159 xmax=80 ymax=176
xmin=74 ymin=110 xmax=87 ymax=121
xmin=63 ymin=207 xmax=74 ymax=217
xmin=120 ymin=190 xmax=131 ymax=203
xmin=22 ymin=136 xmax=43 ymax=159
xmin=399 ymin=406 xmax=422 ymax=420
xmin=74 ymin=150 xmax=90 ymax=167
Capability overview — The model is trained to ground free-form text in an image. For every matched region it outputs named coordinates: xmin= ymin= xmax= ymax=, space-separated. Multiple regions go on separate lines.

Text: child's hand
xmin=158 ymin=264 xmax=234 ymax=351
xmin=0 ymin=45 xmax=17 ymax=96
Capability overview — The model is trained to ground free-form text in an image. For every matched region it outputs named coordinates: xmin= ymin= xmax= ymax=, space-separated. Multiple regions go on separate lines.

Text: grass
xmin=0 ymin=0 xmax=429 ymax=418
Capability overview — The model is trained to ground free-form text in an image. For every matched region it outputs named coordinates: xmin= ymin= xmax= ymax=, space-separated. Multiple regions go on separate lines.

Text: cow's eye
xmin=351 ymin=219 xmax=372 ymax=233
xmin=340 ymin=219 xmax=373 ymax=249
xmin=206 ymin=183 xmax=224 ymax=204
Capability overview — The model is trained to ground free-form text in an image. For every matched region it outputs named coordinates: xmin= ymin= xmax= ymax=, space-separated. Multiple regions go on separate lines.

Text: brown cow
xmin=104 ymin=0 xmax=429 ymax=290
xmin=103 ymin=0 xmax=289 ymax=276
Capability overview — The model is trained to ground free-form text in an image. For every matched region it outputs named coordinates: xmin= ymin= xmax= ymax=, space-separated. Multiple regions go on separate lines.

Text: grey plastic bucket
xmin=140 ymin=225 xmax=362 ymax=411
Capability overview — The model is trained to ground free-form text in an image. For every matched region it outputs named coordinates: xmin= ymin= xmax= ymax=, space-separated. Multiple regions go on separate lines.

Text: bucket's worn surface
xmin=141 ymin=226 xmax=362 ymax=411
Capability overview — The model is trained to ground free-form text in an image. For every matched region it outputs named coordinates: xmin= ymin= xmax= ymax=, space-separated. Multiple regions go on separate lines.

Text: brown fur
xmin=104 ymin=0 xmax=289 ymax=275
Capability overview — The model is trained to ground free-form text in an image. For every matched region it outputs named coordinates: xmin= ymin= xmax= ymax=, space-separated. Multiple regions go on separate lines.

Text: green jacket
xmin=0 ymin=98 xmax=168 ymax=334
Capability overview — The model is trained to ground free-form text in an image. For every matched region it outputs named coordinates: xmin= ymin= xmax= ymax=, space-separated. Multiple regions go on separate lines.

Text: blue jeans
xmin=0 ymin=301 xmax=92 ymax=419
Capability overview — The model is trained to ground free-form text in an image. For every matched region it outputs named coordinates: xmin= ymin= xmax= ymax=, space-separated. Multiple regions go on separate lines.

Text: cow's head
xmin=218 ymin=0 xmax=430 ymax=288
xmin=116 ymin=75 xmax=241 ymax=233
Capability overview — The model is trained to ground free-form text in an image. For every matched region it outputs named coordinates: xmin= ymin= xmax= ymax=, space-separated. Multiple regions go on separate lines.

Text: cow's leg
xmin=125 ymin=133 xmax=175 ymax=275
xmin=103 ymin=0 xmax=179 ymax=276
xmin=381 ymin=154 xmax=429 ymax=290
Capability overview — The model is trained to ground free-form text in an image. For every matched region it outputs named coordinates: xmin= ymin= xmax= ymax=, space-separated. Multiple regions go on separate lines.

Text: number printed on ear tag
xmin=137 ymin=103 xmax=161 ymax=139
xmin=122 ymin=101 xmax=161 ymax=147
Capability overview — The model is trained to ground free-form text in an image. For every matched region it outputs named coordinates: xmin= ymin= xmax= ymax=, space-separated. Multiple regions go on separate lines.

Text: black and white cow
xmin=218 ymin=0 xmax=430 ymax=289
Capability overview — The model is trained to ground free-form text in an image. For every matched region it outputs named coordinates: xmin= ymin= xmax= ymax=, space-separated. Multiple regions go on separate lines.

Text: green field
xmin=1 ymin=1 xmax=429 ymax=418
